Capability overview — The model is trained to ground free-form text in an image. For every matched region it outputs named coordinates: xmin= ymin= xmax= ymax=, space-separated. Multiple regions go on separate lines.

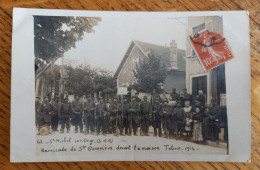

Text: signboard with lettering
xmin=117 ymin=87 xmax=128 ymax=95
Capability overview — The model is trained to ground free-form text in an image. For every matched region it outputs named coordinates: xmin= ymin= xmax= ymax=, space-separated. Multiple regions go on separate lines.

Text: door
xmin=192 ymin=75 xmax=207 ymax=97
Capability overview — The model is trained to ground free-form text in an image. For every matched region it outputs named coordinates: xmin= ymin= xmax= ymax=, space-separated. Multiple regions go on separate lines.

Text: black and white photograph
xmin=34 ymin=15 xmax=228 ymax=154
xmin=11 ymin=9 xmax=250 ymax=162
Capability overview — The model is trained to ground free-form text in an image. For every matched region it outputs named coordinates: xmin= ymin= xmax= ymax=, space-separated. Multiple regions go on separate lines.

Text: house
xmin=186 ymin=16 xmax=226 ymax=105
xmin=113 ymin=40 xmax=186 ymax=93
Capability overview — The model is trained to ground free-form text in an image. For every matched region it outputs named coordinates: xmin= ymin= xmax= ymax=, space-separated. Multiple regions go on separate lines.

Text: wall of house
xmin=186 ymin=16 xmax=224 ymax=104
xmin=117 ymin=45 xmax=146 ymax=87
xmin=163 ymin=70 xmax=186 ymax=94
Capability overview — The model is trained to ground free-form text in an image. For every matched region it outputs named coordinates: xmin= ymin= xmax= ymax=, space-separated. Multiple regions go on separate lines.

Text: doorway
xmin=192 ymin=75 xmax=207 ymax=98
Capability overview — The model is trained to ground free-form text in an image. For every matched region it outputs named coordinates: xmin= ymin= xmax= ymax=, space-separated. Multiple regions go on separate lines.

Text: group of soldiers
xmin=36 ymin=88 xmax=227 ymax=144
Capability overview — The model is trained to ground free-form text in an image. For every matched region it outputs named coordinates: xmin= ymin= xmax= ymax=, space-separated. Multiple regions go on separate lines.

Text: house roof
xmin=113 ymin=40 xmax=186 ymax=79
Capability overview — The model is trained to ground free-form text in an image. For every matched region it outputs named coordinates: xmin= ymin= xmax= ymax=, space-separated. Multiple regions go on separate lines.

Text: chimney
xmin=170 ymin=40 xmax=178 ymax=69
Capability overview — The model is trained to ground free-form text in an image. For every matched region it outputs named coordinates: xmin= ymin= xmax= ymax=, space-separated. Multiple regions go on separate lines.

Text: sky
xmin=56 ymin=16 xmax=187 ymax=73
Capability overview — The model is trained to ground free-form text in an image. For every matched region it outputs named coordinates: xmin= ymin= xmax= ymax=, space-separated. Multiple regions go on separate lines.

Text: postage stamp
xmin=189 ymin=30 xmax=234 ymax=71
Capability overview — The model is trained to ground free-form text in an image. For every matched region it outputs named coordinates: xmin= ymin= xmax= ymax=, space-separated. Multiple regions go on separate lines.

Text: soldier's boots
xmin=84 ymin=130 xmax=89 ymax=135
xmin=96 ymin=132 xmax=100 ymax=136
xmin=80 ymin=130 xmax=84 ymax=133
xmin=103 ymin=132 xmax=107 ymax=136
xmin=90 ymin=131 xmax=94 ymax=135
xmin=67 ymin=129 xmax=70 ymax=133
xmin=60 ymin=129 xmax=64 ymax=133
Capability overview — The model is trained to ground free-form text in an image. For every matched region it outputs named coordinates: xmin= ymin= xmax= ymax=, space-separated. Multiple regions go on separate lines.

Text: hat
xmin=143 ymin=96 xmax=147 ymax=99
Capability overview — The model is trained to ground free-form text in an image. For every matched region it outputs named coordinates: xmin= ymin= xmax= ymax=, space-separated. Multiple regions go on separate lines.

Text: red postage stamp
xmin=189 ymin=30 xmax=234 ymax=71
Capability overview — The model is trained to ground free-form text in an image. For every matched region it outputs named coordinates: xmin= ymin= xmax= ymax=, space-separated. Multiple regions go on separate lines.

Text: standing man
xmin=95 ymin=97 xmax=106 ymax=135
xmin=170 ymin=88 xmax=180 ymax=102
xmin=121 ymin=97 xmax=130 ymax=135
xmin=110 ymin=97 xmax=121 ymax=136
xmin=128 ymin=96 xmax=140 ymax=136
xmin=175 ymin=102 xmax=185 ymax=139
xmin=35 ymin=96 xmax=42 ymax=127
xmin=39 ymin=96 xmax=55 ymax=134
xmin=151 ymin=89 xmax=161 ymax=105
xmin=71 ymin=94 xmax=84 ymax=133
xmin=197 ymin=90 xmax=206 ymax=107
xmin=83 ymin=94 xmax=95 ymax=135
xmin=152 ymin=98 xmax=162 ymax=137
xmin=140 ymin=96 xmax=152 ymax=136
xmin=60 ymin=98 xmax=71 ymax=133
xmin=105 ymin=98 xmax=112 ymax=134
xmin=51 ymin=95 xmax=60 ymax=132
xmin=208 ymin=99 xmax=221 ymax=144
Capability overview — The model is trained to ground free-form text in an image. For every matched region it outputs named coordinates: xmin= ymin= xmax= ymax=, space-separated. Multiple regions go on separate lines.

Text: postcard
xmin=11 ymin=8 xmax=250 ymax=162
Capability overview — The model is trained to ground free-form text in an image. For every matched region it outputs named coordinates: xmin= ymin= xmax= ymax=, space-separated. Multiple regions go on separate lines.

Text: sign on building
xmin=117 ymin=87 xmax=128 ymax=95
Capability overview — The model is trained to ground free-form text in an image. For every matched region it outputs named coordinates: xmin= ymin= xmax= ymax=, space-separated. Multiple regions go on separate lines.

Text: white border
xmin=11 ymin=8 xmax=250 ymax=162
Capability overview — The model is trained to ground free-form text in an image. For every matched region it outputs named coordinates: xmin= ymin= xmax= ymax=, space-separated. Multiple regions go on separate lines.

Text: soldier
xmin=151 ymin=89 xmax=161 ymax=105
xmin=175 ymin=102 xmax=185 ymax=139
xmin=83 ymin=94 xmax=95 ymax=135
xmin=71 ymin=95 xmax=84 ymax=133
xmin=168 ymin=101 xmax=177 ymax=138
xmin=39 ymin=96 xmax=55 ymax=134
xmin=161 ymin=101 xmax=170 ymax=138
xmin=180 ymin=88 xmax=192 ymax=107
xmin=110 ymin=97 xmax=121 ymax=136
xmin=105 ymin=98 xmax=112 ymax=134
xmin=197 ymin=90 xmax=206 ymax=107
xmin=152 ymin=98 xmax=162 ymax=137
xmin=170 ymin=88 xmax=180 ymax=102
xmin=60 ymin=98 xmax=71 ymax=133
xmin=140 ymin=96 xmax=152 ymax=136
xmin=121 ymin=97 xmax=130 ymax=135
xmin=208 ymin=99 xmax=221 ymax=143
xmin=95 ymin=97 xmax=106 ymax=135
xmin=35 ymin=96 xmax=42 ymax=127
xmin=51 ymin=95 xmax=60 ymax=132
xmin=128 ymin=95 xmax=140 ymax=136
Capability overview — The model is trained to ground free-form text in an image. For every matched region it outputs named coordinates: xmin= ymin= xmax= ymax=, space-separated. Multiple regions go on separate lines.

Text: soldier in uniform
xmin=110 ymin=97 xmax=121 ymax=136
xmin=168 ymin=101 xmax=177 ymax=138
xmin=39 ymin=96 xmax=55 ymax=134
xmin=121 ymin=97 xmax=129 ymax=135
xmin=175 ymin=102 xmax=185 ymax=139
xmin=140 ymin=96 xmax=152 ymax=136
xmin=197 ymin=90 xmax=206 ymax=107
xmin=51 ymin=95 xmax=60 ymax=132
xmin=161 ymin=101 xmax=172 ymax=138
xmin=83 ymin=94 xmax=95 ymax=135
xmin=105 ymin=98 xmax=112 ymax=134
xmin=95 ymin=97 xmax=106 ymax=135
xmin=151 ymin=89 xmax=161 ymax=105
xmin=128 ymin=95 xmax=140 ymax=136
xmin=208 ymin=99 xmax=221 ymax=143
xmin=170 ymin=88 xmax=180 ymax=102
xmin=60 ymin=98 xmax=71 ymax=133
xmin=152 ymin=98 xmax=162 ymax=137
xmin=71 ymin=95 xmax=84 ymax=133
xmin=35 ymin=96 xmax=42 ymax=127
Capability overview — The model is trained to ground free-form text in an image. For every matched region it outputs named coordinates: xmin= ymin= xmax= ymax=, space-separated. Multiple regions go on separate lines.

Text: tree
xmin=134 ymin=53 xmax=168 ymax=93
xmin=65 ymin=65 xmax=115 ymax=96
xmin=34 ymin=16 xmax=102 ymax=77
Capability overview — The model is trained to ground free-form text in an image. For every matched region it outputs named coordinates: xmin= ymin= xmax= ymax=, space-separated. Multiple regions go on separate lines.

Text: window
xmin=192 ymin=23 xmax=205 ymax=34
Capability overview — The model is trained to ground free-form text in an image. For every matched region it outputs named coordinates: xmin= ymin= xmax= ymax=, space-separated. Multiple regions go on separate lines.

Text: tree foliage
xmin=65 ymin=65 xmax=116 ymax=96
xmin=134 ymin=53 xmax=168 ymax=93
xmin=34 ymin=16 xmax=102 ymax=63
